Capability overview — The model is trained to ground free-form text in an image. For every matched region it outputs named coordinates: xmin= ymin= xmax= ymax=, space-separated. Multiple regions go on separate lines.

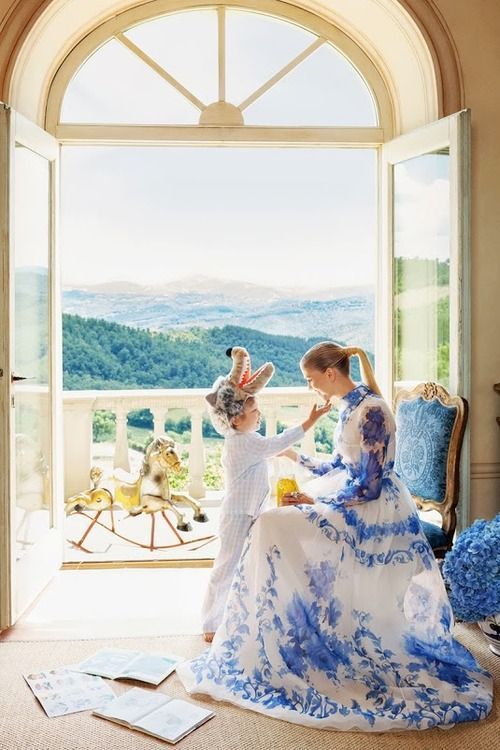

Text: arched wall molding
xmin=402 ymin=0 xmax=464 ymax=116
xmin=2 ymin=0 xmax=463 ymax=136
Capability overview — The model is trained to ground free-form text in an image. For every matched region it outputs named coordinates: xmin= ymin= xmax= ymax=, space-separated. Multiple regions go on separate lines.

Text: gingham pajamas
xmin=201 ymin=424 xmax=304 ymax=633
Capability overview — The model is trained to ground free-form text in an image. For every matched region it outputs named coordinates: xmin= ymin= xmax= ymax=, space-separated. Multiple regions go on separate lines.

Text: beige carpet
xmin=0 ymin=624 xmax=497 ymax=750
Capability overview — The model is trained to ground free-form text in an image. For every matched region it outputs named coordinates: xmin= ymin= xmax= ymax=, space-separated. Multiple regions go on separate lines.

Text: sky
xmin=54 ymin=7 xmax=450 ymax=291
xmin=394 ymin=153 xmax=450 ymax=262
xmin=58 ymin=7 xmax=378 ymax=291
xmin=60 ymin=146 xmax=378 ymax=289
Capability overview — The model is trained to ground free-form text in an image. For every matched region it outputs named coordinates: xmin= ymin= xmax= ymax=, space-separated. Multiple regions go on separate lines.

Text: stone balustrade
xmin=63 ymin=387 xmax=319 ymax=502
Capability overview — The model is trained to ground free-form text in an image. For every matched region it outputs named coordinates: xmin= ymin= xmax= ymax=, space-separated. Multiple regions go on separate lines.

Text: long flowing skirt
xmin=176 ymin=472 xmax=493 ymax=731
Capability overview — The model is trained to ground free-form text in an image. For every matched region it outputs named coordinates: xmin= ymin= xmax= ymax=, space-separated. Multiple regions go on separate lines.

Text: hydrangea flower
xmin=442 ymin=514 xmax=500 ymax=621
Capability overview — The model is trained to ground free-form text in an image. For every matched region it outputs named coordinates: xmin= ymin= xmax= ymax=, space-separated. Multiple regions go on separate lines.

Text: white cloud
xmin=61 ymin=146 xmax=377 ymax=289
xmin=394 ymin=159 xmax=450 ymax=261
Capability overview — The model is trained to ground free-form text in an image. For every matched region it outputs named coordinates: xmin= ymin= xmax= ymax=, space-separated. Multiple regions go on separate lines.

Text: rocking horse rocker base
xmin=67 ymin=505 xmax=216 ymax=554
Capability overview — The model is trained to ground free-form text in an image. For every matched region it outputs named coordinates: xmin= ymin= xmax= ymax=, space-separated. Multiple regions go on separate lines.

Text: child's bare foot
xmin=203 ymin=632 xmax=215 ymax=643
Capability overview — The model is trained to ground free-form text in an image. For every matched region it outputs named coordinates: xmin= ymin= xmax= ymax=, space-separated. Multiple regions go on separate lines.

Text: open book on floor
xmin=24 ymin=668 xmax=116 ymax=718
xmin=74 ymin=648 xmax=182 ymax=685
xmin=94 ymin=687 xmax=214 ymax=744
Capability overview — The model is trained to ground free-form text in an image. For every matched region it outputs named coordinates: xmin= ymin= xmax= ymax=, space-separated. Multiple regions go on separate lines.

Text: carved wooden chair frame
xmin=393 ymin=382 xmax=468 ymax=556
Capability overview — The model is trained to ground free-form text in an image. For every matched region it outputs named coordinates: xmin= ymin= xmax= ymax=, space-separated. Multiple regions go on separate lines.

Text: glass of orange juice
xmin=276 ymin=476 xmax=299 ymax=506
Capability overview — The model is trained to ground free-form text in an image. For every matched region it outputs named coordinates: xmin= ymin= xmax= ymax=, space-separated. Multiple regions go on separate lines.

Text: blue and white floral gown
xmin=177 ymin=385 xmax=493 ymax=731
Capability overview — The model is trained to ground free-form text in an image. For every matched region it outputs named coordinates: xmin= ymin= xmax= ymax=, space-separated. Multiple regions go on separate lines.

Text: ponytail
xmin=343 ymin=346 xmax=382 ymax=396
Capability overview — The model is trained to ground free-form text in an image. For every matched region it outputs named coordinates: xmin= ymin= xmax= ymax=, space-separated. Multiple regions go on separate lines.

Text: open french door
xmin=377 ymin=109 xmax=471 ymax=528
xmin=0 ymin=104 xmax=63 ymax=630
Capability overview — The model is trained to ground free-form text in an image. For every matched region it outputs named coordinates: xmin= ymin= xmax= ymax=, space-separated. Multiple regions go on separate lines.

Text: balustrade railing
xmin=63 ymin=387 xmax=318 ymax=502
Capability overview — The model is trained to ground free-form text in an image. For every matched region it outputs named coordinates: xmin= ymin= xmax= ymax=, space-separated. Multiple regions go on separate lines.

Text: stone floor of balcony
xmin=64 ymin=503 xmax=222 ymax=563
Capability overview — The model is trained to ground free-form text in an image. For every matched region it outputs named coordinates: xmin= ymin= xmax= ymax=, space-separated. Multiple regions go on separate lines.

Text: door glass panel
xmin=393 ymin=150 xmax=450 ymax=388
xmin=14 ymin=145 xmax=52 ymax=560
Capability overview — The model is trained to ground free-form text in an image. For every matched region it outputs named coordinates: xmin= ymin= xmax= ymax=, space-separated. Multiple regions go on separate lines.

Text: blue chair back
xmin=395 ymin=397 xmax=457 ymax=502
xmin=394 ymin=382 xmax=468 ymax=557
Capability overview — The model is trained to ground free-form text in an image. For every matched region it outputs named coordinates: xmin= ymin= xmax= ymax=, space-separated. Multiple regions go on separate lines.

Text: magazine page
xmin=133 ymin=698 xmax=214 ymax=744
xmin=76 ymin=648 xmax=140 ymax=679
xmin=94 ymin=687 xmax=169 ymax=725
xmin=24 ymin=668 xmax=116 ymax=718
xmin=118 ymin=652 xmax=182 ymax=685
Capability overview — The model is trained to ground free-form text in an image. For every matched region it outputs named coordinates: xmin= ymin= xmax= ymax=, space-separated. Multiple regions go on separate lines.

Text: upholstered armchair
xmin=393 ymin=382 xmax=468 ymax=558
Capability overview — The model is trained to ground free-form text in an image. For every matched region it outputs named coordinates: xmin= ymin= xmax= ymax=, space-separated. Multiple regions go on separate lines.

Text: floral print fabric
xmin=176 ymin=386 xmax=493 ymax=731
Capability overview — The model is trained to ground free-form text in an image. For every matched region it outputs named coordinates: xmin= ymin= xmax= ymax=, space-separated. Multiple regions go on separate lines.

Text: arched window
xmin=47 ymin=2 xmax=393 ymax=139
xmin=46 ymin=1 xmax=466 ymax=401
xmin=59 ymin=7 xmax=378 ymax=128
xmin=49 ymin=2 xmax=395 ymax=374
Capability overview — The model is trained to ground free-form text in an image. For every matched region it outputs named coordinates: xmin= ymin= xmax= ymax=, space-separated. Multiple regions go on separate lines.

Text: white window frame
xmin=45 ymin=0 xmax=395 ymax=143
xmin=379 ymin=109 xmax=471 ymax=529
xmin=45 ymin=0 xmax=393 ymax=392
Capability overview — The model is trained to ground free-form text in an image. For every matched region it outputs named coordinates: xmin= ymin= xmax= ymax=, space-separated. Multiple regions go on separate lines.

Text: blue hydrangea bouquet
xmin=443 ymin=514 xmax=500 ymax=654
xmin=443 ymin=514 xmax=500 ymax=621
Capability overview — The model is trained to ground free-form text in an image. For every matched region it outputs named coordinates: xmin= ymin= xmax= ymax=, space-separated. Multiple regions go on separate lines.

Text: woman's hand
xmin=280 ymin=491 xmax=314 ymax=506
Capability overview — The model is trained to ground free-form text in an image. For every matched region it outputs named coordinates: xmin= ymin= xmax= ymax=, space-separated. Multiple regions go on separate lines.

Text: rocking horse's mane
xmin=141 ymin=436 xmax=176 ymax=477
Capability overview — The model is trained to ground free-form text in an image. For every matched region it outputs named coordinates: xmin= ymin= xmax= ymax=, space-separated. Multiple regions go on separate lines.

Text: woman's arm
xmin=279 ymin=438 xmax=344 ymax=476
xmin=318 ymin=404 xmax=392 ymax=507
xmin=298 ymin=452 xmax=344 ymax=476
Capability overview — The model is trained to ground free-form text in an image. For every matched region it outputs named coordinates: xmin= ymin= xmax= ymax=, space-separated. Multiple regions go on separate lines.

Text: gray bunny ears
xmin=205 ymin=347 xmax=275 ymax=433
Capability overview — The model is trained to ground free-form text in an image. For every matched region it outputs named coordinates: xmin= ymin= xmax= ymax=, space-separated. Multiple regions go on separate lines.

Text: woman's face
xmin=301 ymin=364 xmax=336 ymax=400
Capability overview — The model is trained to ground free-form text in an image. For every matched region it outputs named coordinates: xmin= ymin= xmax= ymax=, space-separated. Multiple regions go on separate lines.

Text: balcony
xmin=63 ymin=386 xmax=318 ymax=504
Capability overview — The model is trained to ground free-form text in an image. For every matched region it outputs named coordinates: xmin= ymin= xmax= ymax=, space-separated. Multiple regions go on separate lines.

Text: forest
xmin=63 ymin=315 xmax=354 ymax=456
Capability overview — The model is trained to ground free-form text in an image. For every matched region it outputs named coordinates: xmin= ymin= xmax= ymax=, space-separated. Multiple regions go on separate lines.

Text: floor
xmin=4 ymin=504 xmax=445 ymax=643
xmin=1 ymin=567 xmax=213 ymax=642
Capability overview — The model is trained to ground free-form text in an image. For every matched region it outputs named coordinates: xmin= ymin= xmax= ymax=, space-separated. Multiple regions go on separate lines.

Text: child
xmin=201 ymin=346 xmax=330 ymax=642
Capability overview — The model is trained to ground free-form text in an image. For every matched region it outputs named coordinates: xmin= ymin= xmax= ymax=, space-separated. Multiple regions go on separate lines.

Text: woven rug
xmin=0 ymin=624 xmax=497 ymax=750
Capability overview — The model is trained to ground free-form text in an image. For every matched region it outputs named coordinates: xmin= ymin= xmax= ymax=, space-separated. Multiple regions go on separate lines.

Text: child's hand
xmin=309 ymin=401 xmax=331 ymax=422
xmin=302 ymin=401 xmax=331 ymax=432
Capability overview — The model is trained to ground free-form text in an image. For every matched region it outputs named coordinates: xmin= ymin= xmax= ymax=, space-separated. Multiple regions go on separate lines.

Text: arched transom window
xmin=47 ymin=1 xmax=393 ymax=142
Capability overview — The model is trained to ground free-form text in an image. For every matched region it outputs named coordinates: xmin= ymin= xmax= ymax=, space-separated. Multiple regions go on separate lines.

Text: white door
xmin=377 ymin=109 xmax=471 ymax=528
xmin=0 ymin=104 xmax=63 ymax=630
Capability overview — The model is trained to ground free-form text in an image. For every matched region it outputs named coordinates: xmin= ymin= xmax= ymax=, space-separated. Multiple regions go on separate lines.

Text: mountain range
xmin=63 ymin=275 xmax=375 ymax=351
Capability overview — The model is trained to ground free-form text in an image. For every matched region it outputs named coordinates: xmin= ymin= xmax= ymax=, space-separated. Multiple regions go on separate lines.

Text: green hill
xmin=63 ymin=314 xmax=365 ymax=390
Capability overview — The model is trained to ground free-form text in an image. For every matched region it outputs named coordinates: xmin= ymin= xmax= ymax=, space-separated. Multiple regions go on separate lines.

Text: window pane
xmin=61 ymin=38 xmax=199 ymax=124
xmin=14 ymin=145 xmax=52 ymax=555
xmin=124 ymin=10 xmax=218 ymax=106
xmin=244 ymin=43 xmax=377 ymax=126
xmin=226 ymin=9 xmax=316 ymax=105
xmin=393 ymin=151 xmax=450 ymax=388
xmin=60 ymin=8 xmax=379 ymax=127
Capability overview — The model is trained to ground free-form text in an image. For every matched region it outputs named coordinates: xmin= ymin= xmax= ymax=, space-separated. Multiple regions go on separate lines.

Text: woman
xmin=176 ymin=343 xmax=493 ymax=731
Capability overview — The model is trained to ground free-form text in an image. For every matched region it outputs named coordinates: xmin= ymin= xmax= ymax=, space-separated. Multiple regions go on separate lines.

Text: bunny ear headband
xmin=205 ymin=347 xmax=275 ymax=433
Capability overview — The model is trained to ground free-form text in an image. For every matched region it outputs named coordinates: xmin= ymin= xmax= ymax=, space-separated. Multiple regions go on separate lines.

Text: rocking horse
xmin=66 ymin=436 xmax=214 ymax=553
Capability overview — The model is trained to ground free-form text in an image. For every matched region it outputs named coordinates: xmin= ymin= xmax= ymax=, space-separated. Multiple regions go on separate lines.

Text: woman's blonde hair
xmin=300 ymin=341 xmax=382 ymax=396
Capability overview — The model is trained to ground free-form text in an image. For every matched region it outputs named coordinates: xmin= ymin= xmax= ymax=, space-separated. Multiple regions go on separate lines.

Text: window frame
xmin=45 ymin=0 xmax=395 ymax=143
